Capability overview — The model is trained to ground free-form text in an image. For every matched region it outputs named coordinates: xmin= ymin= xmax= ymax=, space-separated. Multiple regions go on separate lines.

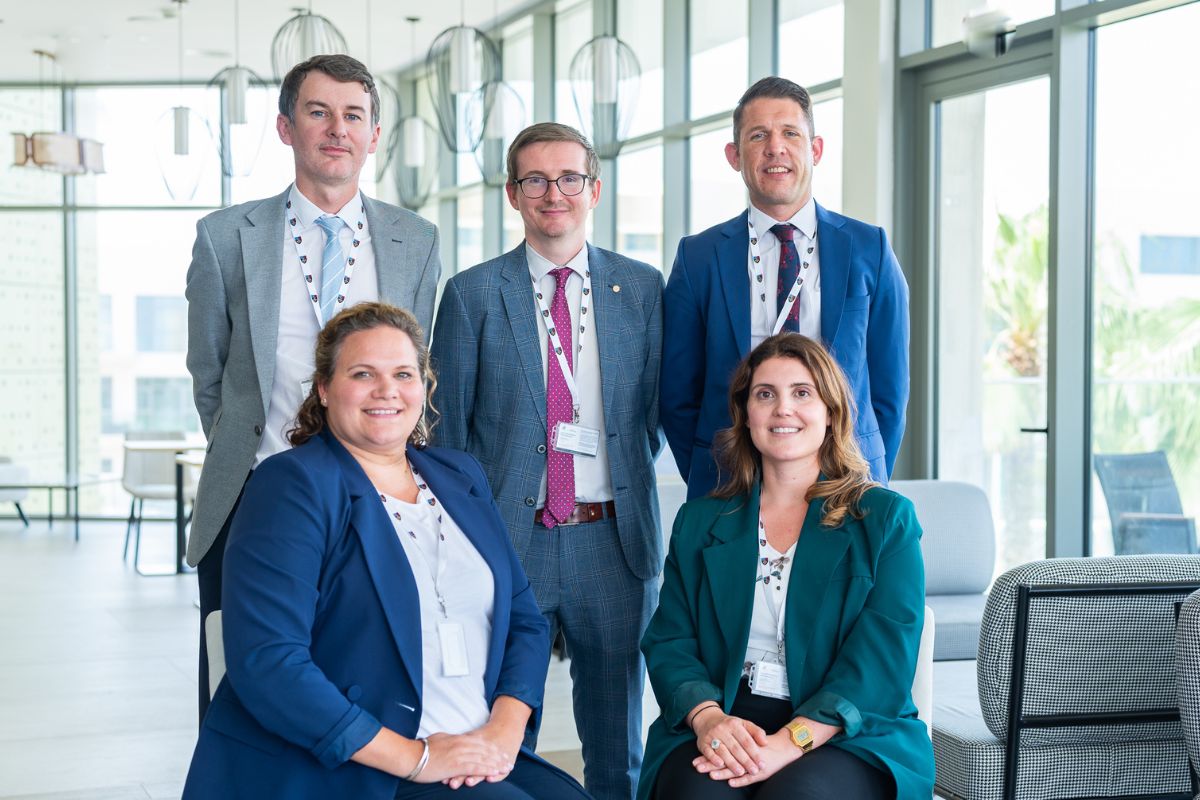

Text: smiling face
xmin=277 ymin=70 xmax=381 ymax=201
xmin=725 ymin=96 xmax=823 ymax=220
xmin=505 ymin=140 xmax=601 ymax=260
xmin=319 ymin=326 xmax=424 ymax=461
xmin=746 ymin=355 xmax=830 ymax=470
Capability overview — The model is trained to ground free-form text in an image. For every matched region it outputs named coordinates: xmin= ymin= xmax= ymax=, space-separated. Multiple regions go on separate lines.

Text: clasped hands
xmin=411 ymin=719 xmax=524 ymax=789
xmin=689 ymin=705 xmax=802 ymax=788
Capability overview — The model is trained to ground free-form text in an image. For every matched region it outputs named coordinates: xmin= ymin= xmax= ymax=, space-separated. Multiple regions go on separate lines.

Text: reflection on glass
xmin=688 ymin=127 xmax=745 ymax=234
xmin=555 ymin=1 xmax=592 ymax=127
xmin=76 ymin=210 xmax=205 ymax=516
xmin=617 ymin=143 xmax=664 ymax=270
xmin=936 ymin=77 xmax=1049 ymax=575
xmin=0 ymin=213 xmax=65 ymax=513
xmin=457 ymin=187 xmax=484 ymax=273
xmin=0 ymin=89 xmax=64 ymax=205
xmin=619 ymin=0 xmax=663 ymax=137
xmin=812 ymin=97 xmax=842 ymax=214
xmin=1091 ymin=4 xmax=1200 ymax=555
xmin=931 ymin=0 xmax=1053 ymax=48
xmin=778 ymin=0 xmax=845 ymax=88
xmin=690 ymin=0 xmax=747 ymax=119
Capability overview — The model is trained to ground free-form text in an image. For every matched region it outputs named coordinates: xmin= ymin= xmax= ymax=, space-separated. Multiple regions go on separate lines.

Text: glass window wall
xmin=778 ymin=0 xmax=845 ymax=88
xmin=690 ymin=0 xmax=748 ymax=119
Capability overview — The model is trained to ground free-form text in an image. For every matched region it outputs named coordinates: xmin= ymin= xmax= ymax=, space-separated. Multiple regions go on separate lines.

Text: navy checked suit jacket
xmin=430 ymin=243 xmax=666 ymax=581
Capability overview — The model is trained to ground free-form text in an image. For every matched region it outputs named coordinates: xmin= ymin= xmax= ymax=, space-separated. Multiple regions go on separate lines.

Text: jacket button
xmin=254 ymin=425 xmax=263 ymax=436
xmin=525 ymin=497 xmax=536 ymax=507
xmin=536 ymin=444 xmax=547 ymax=454
xmin=347 ymin=685 xmax=362 ymax=702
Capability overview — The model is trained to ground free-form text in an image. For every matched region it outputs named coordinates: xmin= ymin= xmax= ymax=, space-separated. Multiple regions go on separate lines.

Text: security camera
xmin=963 ymin=9 xmax=1015 ymax=58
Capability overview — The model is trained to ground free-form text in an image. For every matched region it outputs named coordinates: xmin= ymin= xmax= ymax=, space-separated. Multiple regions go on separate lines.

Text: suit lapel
xmin=243 ymin=191 xmax=288 ymax=415
xmin=586 ymin=245 xmax=620 ymax=435
xmin=320 ymin=430 xmax=424 ymax=693
xmin=783 ymin=496 xmax=853 ymax=698
xmin=702 ymin=489 xmax=759 ymax=703
xmin=365 ymin=195 xmax=408 ymax=303
xmin=500 ymin=245 xmax=549 ymax=432
xmin=816 ymin=204 xmax=850 ymax=346
xmin=718 ymin=212 xmax=752 ymax=357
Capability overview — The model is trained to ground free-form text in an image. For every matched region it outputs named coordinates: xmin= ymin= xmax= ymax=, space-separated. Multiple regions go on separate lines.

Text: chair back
xmin=912 ymin=605 xmax=935 ymax=736
xmin=977 ymin=555 xmax=1200 ymax=745
xmin=121 ymin=431 xmax=185 ymax=494
xmin=0 ymin=457 xmax=30 ymax=503
xmin=1175 ymin=589 xmax=1200 ymax=799
xmin=1094 ymin=451 xmax=1195 ymax=554
xmin=891 ymin=480 xmax=996 ymax=596
xmin=206 ymin=610 xmax=225 ymax=700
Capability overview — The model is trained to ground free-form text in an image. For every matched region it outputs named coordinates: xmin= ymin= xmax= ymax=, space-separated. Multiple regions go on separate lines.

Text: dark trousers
xmin=393 ymin=753 xmax=592 ymax=799
xmin=196 ymin=488 xmax=242 ymax=725
xmin=653 ymin=681 xmax=894 ymax=800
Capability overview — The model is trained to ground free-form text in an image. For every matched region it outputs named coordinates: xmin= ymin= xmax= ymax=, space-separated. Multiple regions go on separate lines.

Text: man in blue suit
xmin=431 ymin=122 xmax=664 ymax=800
xmin=661 ymin=77 xmax=909 ymax=499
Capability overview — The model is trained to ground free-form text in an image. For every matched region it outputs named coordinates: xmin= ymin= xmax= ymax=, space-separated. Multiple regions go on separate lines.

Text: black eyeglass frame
xmin=511 ymin=173 xmax=593 ymax=198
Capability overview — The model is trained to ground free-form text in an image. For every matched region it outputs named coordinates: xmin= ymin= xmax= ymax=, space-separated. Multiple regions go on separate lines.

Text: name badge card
xmin=748 ymin=660 xmax=790 ymax=700
xmin=438 ymin=622 xmax=470 ymax=677
xmin=552 ymin=421 xmax=600 ymax=457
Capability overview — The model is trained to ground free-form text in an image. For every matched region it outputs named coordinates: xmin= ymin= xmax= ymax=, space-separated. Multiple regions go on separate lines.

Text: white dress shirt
xmin=526 ymin=242 xmax=614 ymax=505
xmin=747 ymin=199 xmax=822 ymax=349
xmin=256 ymin=185 xmax=379 ymax=465
xmin=381 ymin=486 xmax=494 ymax=738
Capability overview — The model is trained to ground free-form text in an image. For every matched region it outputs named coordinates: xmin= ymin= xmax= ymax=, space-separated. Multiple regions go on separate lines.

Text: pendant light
xmin=209 ymin=0 xmax=268 ymax=177
xmin=155 ymin=0 xmax=215 ymax=200
xmin=395 ymin=17 xmax=440 ymax=209
xmin=270 ymin=2 xmax=348 ymax=82
xmin=425 ymin=0 xmax=501 ymax=153
xmin=569 ymin=35 xmax=641 ymax=158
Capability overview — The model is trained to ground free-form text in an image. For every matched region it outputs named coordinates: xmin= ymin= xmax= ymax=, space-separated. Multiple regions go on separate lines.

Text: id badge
xmin=552 ymin=422 xmax=600 ymax=457
xmin=437 ymin=622 xmax=470 ymax=677
xmin=748 ymin=660 xmax=790 ymax=700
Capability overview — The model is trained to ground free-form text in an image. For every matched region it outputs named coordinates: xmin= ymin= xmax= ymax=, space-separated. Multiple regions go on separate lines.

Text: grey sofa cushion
xmin=893 ymin=480 xmax=995 ymax=596
xmin=926 ymin=594 xmax=987 ymax=661
xmin=933 ymin=660 xmax=1190 ymax=800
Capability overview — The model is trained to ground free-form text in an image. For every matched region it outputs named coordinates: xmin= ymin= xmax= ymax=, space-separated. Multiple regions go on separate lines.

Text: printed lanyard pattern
xmin=757 ymin=517 xmax=792 ymax=661
xmin=530 ymin=267 xmax=591 ymax=420
xmin=288 ymin=199 xmax=367 ymax=328
xmin=747 ymin=218 xmax=816 ymax=336
xmin=380 ymin=467 xmax=450 ymax=618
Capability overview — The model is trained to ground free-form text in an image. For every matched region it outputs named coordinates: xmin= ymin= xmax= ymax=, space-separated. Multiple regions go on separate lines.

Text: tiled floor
xmin=0 ymin=516 xmax=656 ymax=799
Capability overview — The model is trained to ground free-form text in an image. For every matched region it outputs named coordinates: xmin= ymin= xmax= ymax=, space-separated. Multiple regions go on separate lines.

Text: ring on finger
xmin=710 ymin=738 xmax=721 ymax=750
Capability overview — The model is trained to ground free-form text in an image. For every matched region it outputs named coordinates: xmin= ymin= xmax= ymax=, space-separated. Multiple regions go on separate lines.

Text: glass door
xmin=932 ymin=76 xmax=1051 ymax=575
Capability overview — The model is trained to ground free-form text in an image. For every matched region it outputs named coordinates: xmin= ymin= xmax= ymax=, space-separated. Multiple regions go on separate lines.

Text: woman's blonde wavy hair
xmin=288 ymin=302 xmax=438 ymax=448
xmin=712 ymin=333 xmax=876 ymax=527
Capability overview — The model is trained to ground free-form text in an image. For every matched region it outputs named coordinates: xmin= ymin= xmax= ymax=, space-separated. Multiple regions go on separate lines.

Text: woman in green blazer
xmin=639 ymin=333 xmax=934 ymax=799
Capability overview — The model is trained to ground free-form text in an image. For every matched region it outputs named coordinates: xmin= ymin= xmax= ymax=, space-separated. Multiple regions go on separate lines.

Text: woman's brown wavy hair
xmin=287 ymin=302 xmax=438 ymax=448
xmin=712 ymin=333 xmax=875 ymax=527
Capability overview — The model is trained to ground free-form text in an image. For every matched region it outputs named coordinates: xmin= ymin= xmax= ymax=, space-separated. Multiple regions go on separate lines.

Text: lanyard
xmin=530 ymin=268 xmax=591 ymax=422
xmin=287 ymin=198 xmax=367 ymax=328
xmin=382 ymin=467 xmax=450 ymax=618
xmin=757 ymin=517 xmax=793 ymax=661
xmin=747 ymin=217 xmax=816 ymax=336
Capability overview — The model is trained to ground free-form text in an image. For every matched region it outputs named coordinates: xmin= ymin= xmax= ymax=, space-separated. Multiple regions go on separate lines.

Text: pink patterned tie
xmin=544 ymin=267 xmax=576 ymax=528
xmin=771 ymin=223 xmax=801 ymax=333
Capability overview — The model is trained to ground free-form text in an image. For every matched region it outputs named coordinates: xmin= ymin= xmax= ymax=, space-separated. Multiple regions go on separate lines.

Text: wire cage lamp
xmin=469 ymin=81 xmax=526 ymax=187
xmin=569 ymin=35 xmax=641 ymax=159
xmin=271 ymin=4 xmax=348 ymax=82
xmin=425 ymin=24 xmax=501 ymax=153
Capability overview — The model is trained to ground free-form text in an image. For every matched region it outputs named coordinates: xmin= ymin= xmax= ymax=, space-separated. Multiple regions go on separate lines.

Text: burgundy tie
xmin=544 ymin=267 xmax=576 ymax=528
xmin=771 ymin=223 xmax=801 ymax=333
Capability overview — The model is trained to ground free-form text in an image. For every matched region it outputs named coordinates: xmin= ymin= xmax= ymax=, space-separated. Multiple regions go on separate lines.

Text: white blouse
xmin=743 ymin=534 xmax=797 ymax=676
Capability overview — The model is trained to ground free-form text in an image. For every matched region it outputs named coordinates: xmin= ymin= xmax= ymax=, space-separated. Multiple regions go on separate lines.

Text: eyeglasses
xmin=512 ymin=173 xmax=591 ymax=199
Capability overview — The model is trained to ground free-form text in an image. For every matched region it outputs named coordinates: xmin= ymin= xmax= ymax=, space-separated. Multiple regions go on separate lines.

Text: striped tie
xmin=315 ymin=215 xmax=347 ymax=324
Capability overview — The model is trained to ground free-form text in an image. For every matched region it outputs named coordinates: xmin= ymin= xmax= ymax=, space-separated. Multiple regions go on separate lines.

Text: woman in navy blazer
xmin=182 ymin=303 xmax=590 ymax=800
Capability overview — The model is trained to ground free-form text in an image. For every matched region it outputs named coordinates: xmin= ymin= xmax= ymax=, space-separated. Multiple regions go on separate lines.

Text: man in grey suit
xmin=430 ymin=122 xmax=664 ymax=800
xmin=185 ymin=54 xmax=441 ymax=722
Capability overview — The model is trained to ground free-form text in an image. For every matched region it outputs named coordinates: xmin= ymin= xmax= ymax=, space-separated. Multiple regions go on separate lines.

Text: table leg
xmin=175 ymin=459 xmax=186 ymax=575
xmin=47 ymin=488 xmax=54 ymax=528
xmin=72 ymin=486 xmax=80 ymax=542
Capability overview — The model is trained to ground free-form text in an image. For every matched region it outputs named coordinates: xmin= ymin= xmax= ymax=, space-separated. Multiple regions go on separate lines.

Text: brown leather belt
xmin=535 ymin=500 xmax=616 ymax=527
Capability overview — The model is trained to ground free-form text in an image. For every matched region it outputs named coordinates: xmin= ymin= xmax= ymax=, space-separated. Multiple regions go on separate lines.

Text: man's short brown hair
xmin=732 ymin=76 xmax=815 ymax=145
xmin=506 ymin=122 xmax=601 ymax=184
xmin=279 ymin=54 xmax=380 ymax=127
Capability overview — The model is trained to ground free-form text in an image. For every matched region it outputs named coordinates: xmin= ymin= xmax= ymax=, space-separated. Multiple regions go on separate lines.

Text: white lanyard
xmin=747 ymin=218 xmax=816 ymax=336
xmin=288 ymin=199 xmax=367 ymax=328
xmin=382 ymin=467 xmax=450 ymax=618
xmin=530 ymin=268 xmax=591 ymax=422
xmin=757 ymin=517 xmax=793 ymax=661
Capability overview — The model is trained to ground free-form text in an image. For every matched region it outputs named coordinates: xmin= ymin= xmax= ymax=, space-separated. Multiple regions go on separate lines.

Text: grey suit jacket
xmin=430 ymin=243 xmax=666 ymax=581
xmin=185 ymin=189 xmax=441 ymax=566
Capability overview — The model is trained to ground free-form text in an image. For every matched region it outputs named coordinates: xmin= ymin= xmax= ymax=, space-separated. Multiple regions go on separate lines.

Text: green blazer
xmin=637 ymin=484 xmax=934 ymax=800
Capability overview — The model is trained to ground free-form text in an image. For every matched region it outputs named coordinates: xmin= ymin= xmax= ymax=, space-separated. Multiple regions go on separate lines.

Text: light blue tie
xmin=315 ymin=215 xmax=347 ymax=324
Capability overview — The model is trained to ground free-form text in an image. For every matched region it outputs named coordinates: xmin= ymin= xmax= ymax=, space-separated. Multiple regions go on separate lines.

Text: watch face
xmin=789 ymin=723 xmax=814 ymax=750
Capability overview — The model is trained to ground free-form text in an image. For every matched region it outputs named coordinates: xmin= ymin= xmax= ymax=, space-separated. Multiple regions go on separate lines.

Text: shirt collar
xmin=525 ymin=241 xmax=589 ymax=282
xmin=749 ymin=197 xmax=818 ymax=242
xmin=288 ymin=184 xmax=364 ymax=232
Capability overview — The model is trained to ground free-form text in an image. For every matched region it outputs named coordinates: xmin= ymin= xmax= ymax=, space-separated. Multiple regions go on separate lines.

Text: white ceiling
xmin=0 ymin=0 xmax=535 ymax=84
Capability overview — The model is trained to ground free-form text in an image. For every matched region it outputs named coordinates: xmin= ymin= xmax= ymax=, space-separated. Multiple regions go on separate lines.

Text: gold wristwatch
xmin=785 ymin=721 xmax=814 ymax=753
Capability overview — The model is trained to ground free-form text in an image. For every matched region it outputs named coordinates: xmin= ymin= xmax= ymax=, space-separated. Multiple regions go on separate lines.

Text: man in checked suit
xmin=661 ymin=76 xmax=909 ymax=499
xmin=431 ymin=122 xmax=664 ymax=800
xmin=185 ymin=54 xmax=441 ymax=722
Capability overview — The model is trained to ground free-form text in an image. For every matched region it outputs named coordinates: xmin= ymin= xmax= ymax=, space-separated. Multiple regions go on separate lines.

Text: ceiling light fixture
xmin=270 ymin=3 xmax=348 ymax=82
xmin=11 ymin=50 xmax=105 ymax=175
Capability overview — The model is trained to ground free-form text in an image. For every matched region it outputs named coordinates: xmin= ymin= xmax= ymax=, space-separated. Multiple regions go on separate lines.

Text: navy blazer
xmin=182 ymin=430 xmax=551 ymax=799
xmin=660 ymin=205 xmax=910 ymax=499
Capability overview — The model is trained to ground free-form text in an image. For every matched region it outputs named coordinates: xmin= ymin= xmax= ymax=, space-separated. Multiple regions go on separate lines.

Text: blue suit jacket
xmin=660 ymin=205 xmax=909 ymax=499
xmin=182 ymin=430 xmax=551 ymax=800
xmin=430 ymin=243 xmax=666 ymax=580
